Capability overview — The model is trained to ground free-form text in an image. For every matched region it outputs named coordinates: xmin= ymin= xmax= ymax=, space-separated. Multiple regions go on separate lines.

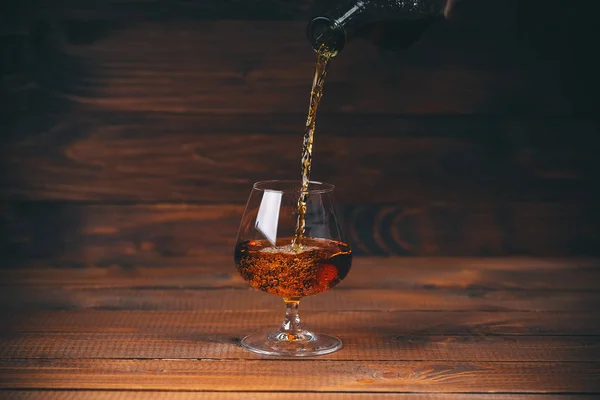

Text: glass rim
xmin=252 ymin=180 xmax=335 ymax=194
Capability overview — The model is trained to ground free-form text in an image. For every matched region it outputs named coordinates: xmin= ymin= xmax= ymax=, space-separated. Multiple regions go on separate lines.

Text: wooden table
xmin=1 ymin=257 xmax=599 ymax=398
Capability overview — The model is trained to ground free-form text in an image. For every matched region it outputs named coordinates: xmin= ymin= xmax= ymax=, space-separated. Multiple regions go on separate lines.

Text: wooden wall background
xmin=1 ymin=0 xmax=599 ymax=268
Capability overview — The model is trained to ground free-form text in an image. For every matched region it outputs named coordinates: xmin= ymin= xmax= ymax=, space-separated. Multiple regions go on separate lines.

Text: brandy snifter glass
xmin=234 ymin=180 xmax=352 ymax=356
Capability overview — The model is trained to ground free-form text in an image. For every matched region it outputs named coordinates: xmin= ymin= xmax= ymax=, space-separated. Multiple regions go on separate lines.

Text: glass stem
xmin=279 ymin=298 xmax=305 ymax=341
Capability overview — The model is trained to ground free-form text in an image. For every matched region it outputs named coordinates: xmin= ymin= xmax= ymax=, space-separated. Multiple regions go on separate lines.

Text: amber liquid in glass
xmin=235 ymin=237 xmax=352 ymax=299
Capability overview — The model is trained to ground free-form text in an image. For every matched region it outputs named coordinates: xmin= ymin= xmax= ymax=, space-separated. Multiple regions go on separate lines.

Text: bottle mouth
xmin=306 ymin=16 xmax=346 ymax=55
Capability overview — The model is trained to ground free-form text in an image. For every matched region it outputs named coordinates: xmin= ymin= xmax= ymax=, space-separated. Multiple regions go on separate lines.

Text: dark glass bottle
xmin=307 ymin=0 xmax=453 ymax=55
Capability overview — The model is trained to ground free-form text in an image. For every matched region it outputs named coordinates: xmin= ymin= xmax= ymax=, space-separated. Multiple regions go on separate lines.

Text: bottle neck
xmin=306 ymin=0 xmax=449 ymax=55
xmin=306 ymin=0 xmax=368 ymax=55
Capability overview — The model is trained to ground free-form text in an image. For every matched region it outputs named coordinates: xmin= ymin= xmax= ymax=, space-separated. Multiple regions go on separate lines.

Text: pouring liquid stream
xmin=292 ymin=46 xmax=333 ymax=250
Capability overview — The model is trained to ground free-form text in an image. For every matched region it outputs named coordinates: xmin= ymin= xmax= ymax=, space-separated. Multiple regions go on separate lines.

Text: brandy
xmin=293 ymin=47 xmax=332 ymax=246
xmin=235 ymin=237 xmax=352 ymax=299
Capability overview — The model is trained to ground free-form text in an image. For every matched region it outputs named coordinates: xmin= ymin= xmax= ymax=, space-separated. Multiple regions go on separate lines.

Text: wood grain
xmin=4 ymin=325 xmax=596 ymax=362
xmin=3 ymin=308 xmax=598 ymax=336
xmin=0 ymin=20 xmax=535 ymax=115
xmin=3 ymin=113 xmax=598 ymax=204
xmin=1 ymin=1 xmax=599 ymax=397
xmin=2 ymin=285 xmax=599 ymax=312
xmin=1 ymin=309 xmax=599 ymax=361
xmin=2 ymin=203 xmax=599 ymax=263
xmin=0 ymin=203 xmax=241 ymax=267
xmin=2 ymin=257 xmax=600 ymax=313
xmin=3 ymin=257 xmax=600 ymax=291
xmin=0 ymin=393 xmax=590 ymax=400
xmin=3 ymin=1 xmax=600 ymax=120
xmin=0 ymin=258 xmax=598 ymax=396
xmin=1 ymin=359 xmax=598 ymax=392
xmin=6 ymin=14 xmax=598 ymax=117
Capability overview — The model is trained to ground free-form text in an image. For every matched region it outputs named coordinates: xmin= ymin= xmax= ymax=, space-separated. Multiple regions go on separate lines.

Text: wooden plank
xmin=347 ymin=203 xmax=600 ymax=256
xmin=0 ymin=392 xmax=591 ymax=399
xmin=0 ymin=203 xmax=241 ymax=267
xmin=2 ymin=202 xmax=599 ymax=261
xmin=8 ymin=112 xmax=599 ymax=144
xmin=2 ymin=309 xmax=599 ymax=338
xmin=3 ymin=258 xmax=600 ymax=291
xmin=1 ymin=359 xmax=598 ymax=392
xmin=3 ymin=2 xmax=599 ymax=121
xmin=5 ymin=17 xmax=594 ymax=117
xmin=1 ymin=310 xmax=599 ymax=361
xmin=2 ymin=112 xmax=598 ymax=204
xmin=6 ymin=111 xmax=600 ymax=144
xmin=4 ymin=329 xmax=596 ymax=362
xmin=2 ymin=285 xmax=599 ymax=312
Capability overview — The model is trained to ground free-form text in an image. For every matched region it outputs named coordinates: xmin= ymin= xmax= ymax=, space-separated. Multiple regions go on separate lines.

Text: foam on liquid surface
xmin=259 ymin=244 xmax=319 ymax=254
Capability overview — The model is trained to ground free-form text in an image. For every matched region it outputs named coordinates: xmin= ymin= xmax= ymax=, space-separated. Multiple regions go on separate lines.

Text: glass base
xmin=240 ymin=328 xmax=342 ymax=357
